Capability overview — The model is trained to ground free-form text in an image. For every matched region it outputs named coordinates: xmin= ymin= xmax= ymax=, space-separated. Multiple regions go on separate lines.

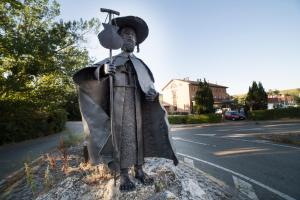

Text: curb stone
xmin=179 ymin=161 xmax=250 ymax=200
xmin=170 ymin=119 xmax=300 ymax=129
xmin=0 ymin=155 xmax=44 ymax=193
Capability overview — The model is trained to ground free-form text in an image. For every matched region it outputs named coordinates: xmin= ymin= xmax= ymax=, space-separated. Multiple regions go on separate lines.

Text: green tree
xmin=0 ymin=0 xmax=100 ymax=143
xmin=194 ymin=79 xmax=214 ymax=114
xmin=245 ymin=81 xmax=268 ymax=111
xmin=0 ymin=0 xmax=99 ymax=110
xmin=273 ymin=90 xmax=280 ymax=96
xmin=232 ymin=96 xmax=246 ymax=110
xmin=294 ymin=96 xmax=300 ymax=105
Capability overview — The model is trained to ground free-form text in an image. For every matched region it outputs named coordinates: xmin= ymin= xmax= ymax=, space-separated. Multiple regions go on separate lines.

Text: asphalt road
xmin=0 ymin=122 xmax=83 ymax=180
xmin=172 ymin=120 xmax=300 ymax=200
xmin=1 ymin=120 xmax=300 ymax=200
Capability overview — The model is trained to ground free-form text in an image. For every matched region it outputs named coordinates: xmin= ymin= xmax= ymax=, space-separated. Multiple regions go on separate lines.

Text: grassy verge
xmin=256 ymin=132 xmax=300 ymax=146
xmin=61 ymin=132 xmax=84 ymax=148
xmin=249 ymin=107 xmax=300 ymax=120
xmin=168 ymin=114 xmax=222 ymax=124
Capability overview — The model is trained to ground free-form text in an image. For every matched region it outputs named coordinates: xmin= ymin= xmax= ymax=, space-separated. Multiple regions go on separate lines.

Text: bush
xmin=249 ymin=107 xmax=300 ymax=120
xmin=64 ymin=92 xmax=81 ymax=121
xmin=168 ymin=114 xmax=222 ymax=124
xmin=0 ymin=99 xmax=67 ymax=145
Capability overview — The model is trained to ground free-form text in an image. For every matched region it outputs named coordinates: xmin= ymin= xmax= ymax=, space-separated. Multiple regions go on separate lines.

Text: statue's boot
xmin=119 ymin=168 xmax=136 ymax=191
xmin=134 ymin=165 xmax=154 ymax=185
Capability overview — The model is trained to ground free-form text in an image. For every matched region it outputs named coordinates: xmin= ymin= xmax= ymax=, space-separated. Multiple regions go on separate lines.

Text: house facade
xmin=161 ymin=79 xmax=231 ymax=113
xmin=268 ymin=94 xmax=296 ymax=109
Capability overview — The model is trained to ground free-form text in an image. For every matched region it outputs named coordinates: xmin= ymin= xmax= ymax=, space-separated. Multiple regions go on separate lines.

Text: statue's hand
xmin=145 ymin=88 xmax=158 ymax=101
xmin=104 ymin=63 xmax=116 ymax=75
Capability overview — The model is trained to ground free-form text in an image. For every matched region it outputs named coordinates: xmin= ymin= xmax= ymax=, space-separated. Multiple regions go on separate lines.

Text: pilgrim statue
xmin=73 ymin=13 xmax=178 ymax=191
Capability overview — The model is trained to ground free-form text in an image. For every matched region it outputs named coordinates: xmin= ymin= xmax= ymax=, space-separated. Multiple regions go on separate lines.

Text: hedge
xmin=0 ymin=99 xmax=67 ymax=145
xmin=249 ymin=107 xmax=300 ymax=120
xmin=64 ymin=92 xmax=81 ymax=121
xmin=168 ymin=114 xmax=222 ymax=124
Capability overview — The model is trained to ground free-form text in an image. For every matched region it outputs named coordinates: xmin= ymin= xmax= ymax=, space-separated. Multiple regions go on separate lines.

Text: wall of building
xmin=210 ymin=87 xmax=229 ymax=101
xmin=162 ymin=79 xmax=230 ymax=113
xmin=189 ymin=85 xmax=229 ymax=102
xmin=162 ymin=80 xmax=191 ymax=113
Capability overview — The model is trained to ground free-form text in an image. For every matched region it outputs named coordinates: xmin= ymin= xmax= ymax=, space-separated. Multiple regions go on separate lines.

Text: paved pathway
xmin=0 ymin=121 xmax=83 ymax=180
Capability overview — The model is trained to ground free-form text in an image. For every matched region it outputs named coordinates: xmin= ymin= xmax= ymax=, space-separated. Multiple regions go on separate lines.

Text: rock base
xmin=37 ymin=158 xmax=247 ymax=200
xmin=1 ymin=144 xmax=248 ymax=200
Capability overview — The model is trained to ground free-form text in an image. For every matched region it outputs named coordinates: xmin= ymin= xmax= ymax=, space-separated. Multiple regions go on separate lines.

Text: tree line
xmin=194 ymin=79 xmax=268 ymax=114
xmin=0 ymin=0 xmax=99 ymax=144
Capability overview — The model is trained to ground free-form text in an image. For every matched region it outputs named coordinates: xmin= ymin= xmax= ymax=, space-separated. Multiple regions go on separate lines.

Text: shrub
xmin=249 ymin=107 xmax=300 ymax=120
xmin=168 ymin=114 xmax=222 ymax=124
xmin=168 ymin=115 xmax=187 ymax=124
xmin=0 ymin=99 xmax=67 ymax=145
xmin=64 ymin=92 xmax=81 ymax=121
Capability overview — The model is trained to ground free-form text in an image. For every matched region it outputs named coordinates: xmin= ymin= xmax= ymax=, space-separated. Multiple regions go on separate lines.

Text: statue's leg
xmin=120 ymin=168 xmax=136 ymax=191
xmin=120 ymin=87 xmax=137 ymax=168
xmin=134 ymin=164 xmax=154 ymax=185
xmin=119 ymin=87 xmax=137 ymax=192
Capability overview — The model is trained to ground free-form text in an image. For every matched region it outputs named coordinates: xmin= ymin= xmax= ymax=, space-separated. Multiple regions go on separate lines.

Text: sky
xmin=57 ymin=0 xmax=300 ymax=95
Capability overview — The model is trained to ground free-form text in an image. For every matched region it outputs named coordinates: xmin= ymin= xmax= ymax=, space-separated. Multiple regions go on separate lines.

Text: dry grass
xmin=24 ymin=162 xmax=36 ymax=195
xmin=44 ymin=165 xmax=53 ymax=191
xmin=3 ymin=136 xmax=116 ymax=200
xmin=46 ymin=154 xmax=56 ymax=170
xmin=81 ymin=163 xmax=112 ymax=184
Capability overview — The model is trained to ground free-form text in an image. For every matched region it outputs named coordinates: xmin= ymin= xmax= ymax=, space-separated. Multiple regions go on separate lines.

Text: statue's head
xmin=112 ymin=16 xmax=148 ymax=53
xmin=120 ymin=27 xmax=136 ymax=53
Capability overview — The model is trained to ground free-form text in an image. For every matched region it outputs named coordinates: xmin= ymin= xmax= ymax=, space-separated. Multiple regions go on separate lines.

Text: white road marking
xmin=216 ymin=129 xmax=232 ymax=132
xmin=264 ymin=124 xmax=298 ymax=127
xmin=253 ymin=140 xmax=270 ymax=143
xmin=177 ymin=152 xmax=296 ymax=200
xmin=195 ymin=134 xmax=216 ymax=137
xmin=171 ymin=125 xmax=203 ymax=131
xmin=233 ymin=175 xmax=259 ymax=200
xmin=236 ymin=128 xmax=263 ymax=131
xmin=172 ymin=137 xmax=209 ymax=146
xmin=183 ymin=157 xmax=194 ymax=167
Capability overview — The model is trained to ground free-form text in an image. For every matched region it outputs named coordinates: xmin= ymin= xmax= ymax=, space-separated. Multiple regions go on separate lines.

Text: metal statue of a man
xmin=73 ymin=15 xmax=178 ymax=191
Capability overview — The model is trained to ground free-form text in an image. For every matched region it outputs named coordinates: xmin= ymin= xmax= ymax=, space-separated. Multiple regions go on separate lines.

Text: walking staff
xmin=98 ymin=8 xmax=123 ymax=176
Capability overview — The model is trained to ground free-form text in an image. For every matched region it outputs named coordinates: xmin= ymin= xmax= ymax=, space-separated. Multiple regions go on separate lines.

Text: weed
xmin=24 ymin=162 xmax=36 ymax=195
xmin=58 ymin=137 xmax=69 ymax=175
xmin=46 ymin=153 xmax=56 ymax=170
xmin=154 ymin=181 xmax=166 ymax=192
xmin=83 ymin=164 xmax=112 ymax=184
xmin=44 ymin=164 xmax=52 ymax=191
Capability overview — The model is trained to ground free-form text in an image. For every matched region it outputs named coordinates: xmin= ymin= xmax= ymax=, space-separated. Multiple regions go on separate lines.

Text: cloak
xmin=73 ymin=52 xmax=178 ymax=171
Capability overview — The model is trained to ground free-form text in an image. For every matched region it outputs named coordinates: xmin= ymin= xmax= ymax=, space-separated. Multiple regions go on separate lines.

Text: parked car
xmin=215 ymin=109 xmax=223 ymax=114
xmin=224 ymin=111 xmax=245 ymax=120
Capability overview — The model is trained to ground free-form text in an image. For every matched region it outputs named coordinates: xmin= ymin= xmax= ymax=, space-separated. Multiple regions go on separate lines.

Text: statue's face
xmin=120 ymin=27 xmax=136 ymax=53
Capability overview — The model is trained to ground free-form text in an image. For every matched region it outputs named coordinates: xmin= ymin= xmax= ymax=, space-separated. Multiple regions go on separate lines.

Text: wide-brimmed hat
xmin=112 ymin=16 xmax=149 ymax=45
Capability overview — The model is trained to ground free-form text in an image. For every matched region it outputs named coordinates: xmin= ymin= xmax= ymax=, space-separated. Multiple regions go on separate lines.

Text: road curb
xmin=170 ymin=119 xmax=300 ymax=129
xmin=0 ymin=155 xmax=44 ymax=193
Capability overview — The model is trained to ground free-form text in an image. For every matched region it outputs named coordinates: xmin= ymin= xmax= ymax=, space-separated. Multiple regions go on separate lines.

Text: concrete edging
xmin=0 ymin=156 xmax=44 ymax=193
xmin=170 ymin=119 xmax=300 ymax=129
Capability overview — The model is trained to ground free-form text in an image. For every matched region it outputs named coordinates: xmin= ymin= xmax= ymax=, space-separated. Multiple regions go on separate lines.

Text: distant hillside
xmin=279 ymin=88 xmax=300 ymax=96
xmin=233 ymin=88 xmax=300 ymax=98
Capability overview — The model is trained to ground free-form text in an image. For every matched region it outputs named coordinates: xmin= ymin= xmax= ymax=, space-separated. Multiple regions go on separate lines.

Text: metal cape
xmin=73 ymin=52 xmax=178 ymax=170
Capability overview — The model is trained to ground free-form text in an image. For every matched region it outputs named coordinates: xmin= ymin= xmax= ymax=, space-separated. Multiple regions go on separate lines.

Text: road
xmin=0 ymin=122 xmax=83 ymax=180
xmin=172 ymin=120 xmax=300 ymax=200
xmin=1 ymin=120 xmax=300 ymax=200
